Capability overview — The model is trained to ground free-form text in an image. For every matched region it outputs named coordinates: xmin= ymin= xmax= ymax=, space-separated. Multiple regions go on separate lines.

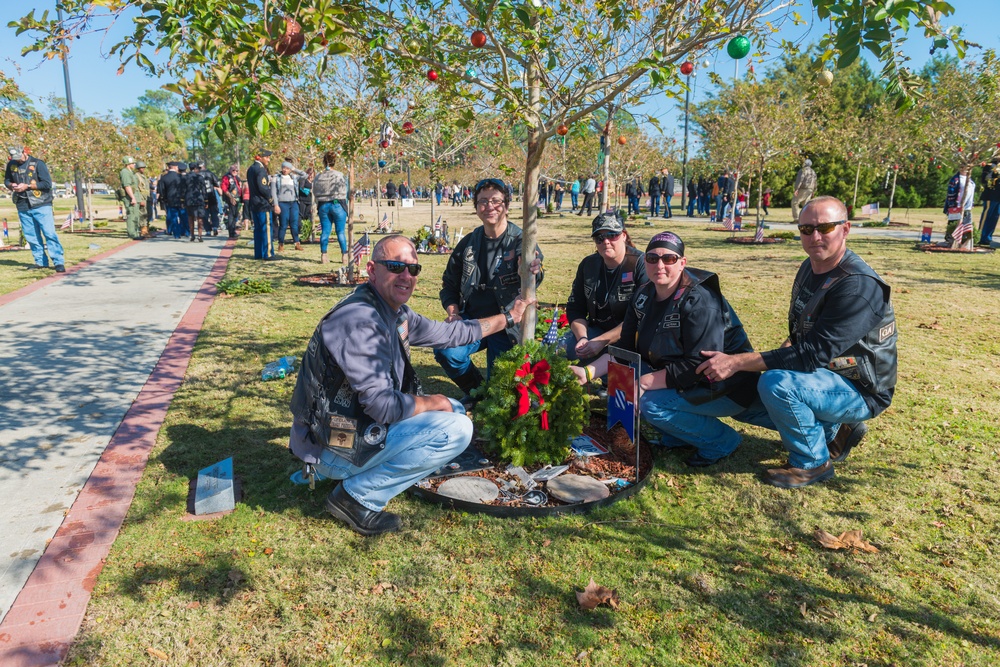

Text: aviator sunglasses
xmin=593 ymin=231 xmax=622 ymax=243
xmin=797 ymin=220 xmax=847 ymax=236
xmin=644 ymin=252 xmax=682 ymax=265
xmin=374 ymin=260 xmax=422 ymax=276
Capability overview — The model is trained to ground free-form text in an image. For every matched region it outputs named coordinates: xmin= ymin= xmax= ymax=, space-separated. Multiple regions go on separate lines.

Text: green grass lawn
xmin=0 ymin=195 xmax=136 ymax=295
xmin=64 ymin=208 xmax=1000 ymax=666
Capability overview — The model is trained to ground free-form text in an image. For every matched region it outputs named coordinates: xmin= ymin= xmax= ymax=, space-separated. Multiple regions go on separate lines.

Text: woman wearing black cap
xmin=572 ymin=231 xmax=769 ymax=467
xmin=562 ymin=211 xmax=646 ymax=364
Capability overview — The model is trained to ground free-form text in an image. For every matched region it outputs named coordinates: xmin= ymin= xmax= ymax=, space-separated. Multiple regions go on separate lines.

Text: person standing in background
xmin=3 ymin=146 xmax=66 ymax=271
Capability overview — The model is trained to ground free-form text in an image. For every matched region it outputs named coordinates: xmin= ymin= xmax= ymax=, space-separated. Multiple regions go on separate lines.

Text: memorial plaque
xmin=437 ymin=477 xmax=500 ymax=504
xmin=547 ymin=474 xmax=610 ymax=503
xmin=194 ymin=457 xmax=236 ymax=515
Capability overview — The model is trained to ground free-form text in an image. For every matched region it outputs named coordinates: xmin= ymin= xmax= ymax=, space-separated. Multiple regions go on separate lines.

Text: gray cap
xmin=804 ymin=159 xmax=813 ymax=167
xmin=591 ymin=210 xmax=625 ymax=237
xmin=135 ymin=160 xmax=147 ymax=169
xmin=281 ymin=161 xmax=294 ymax=170
xmin=8 ymin=146 xmax=23 ymax=158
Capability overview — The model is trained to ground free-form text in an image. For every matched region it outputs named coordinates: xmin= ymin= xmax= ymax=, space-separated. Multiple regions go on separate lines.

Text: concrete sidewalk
xmin=0 ymin=234 xmax=230 ymax=633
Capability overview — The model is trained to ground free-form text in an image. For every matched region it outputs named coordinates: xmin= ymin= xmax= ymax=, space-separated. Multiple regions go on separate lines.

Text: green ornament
xmin=406 ymin=38 xmax=421 ymax=52
xmin=727 ymin=35 xmax=751 ymax=60
xmin=465 ymin=67 xmax=477 ymax=78
xmin=315 ymin=138 xmax=321 ymax=144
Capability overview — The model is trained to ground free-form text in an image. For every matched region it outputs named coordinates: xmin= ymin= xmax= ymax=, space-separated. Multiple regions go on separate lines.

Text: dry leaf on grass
xmin=146 ymin=647 xmax=169 ymax=661
xmin=372 ymin=582 xmax=397 ymax=595
xmin=814 ymin=529 xmax=879 ymax=553
xmin=917 ymin=321 xmax=944 ymax=330
xmin=576 ymin=578 xmax=619 ymax=610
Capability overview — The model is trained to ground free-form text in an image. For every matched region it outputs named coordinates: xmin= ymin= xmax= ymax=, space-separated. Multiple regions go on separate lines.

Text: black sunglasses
xmin=374 ymin=260 xmax=422 ymax=276
xmin=797 ymin=220 xmax=847 ymax=236
xmin=593 ymin=231 xmax=622 ymax=243
xmin=644 ymin=252 xmax=682 ymax=265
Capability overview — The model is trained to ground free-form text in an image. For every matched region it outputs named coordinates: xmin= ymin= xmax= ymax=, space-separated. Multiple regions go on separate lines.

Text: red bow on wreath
xmin=514 ymin=356 xmax=551 ymax=430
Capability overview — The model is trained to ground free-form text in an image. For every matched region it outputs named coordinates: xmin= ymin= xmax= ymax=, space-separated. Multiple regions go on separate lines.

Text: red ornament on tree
xmin=617 ymin=136 xmax=627 ymax=145
xmin=274 ymin=17 xmax=305 ymax=56
xmin=680 ymin=61 xmax=694 ymax=75
xmin=402 ymin=121 xmax=414 ymax=134
xmin=427 ymin=69 xmax=438 ymax=81
xmin=380 ymin=139 xmax=389 ymax=148
xmin=556 ymin=124 xmax=569 ymax=136
xmin=471 ymin=30 xmax=487 ymax=48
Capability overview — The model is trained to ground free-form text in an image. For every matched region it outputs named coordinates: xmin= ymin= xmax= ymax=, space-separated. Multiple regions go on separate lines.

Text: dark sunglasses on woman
xmin=644 ymin=252 xmax=681 ymax=265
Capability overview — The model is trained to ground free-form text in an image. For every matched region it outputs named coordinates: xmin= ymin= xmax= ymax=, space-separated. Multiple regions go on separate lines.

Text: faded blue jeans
xmin=315 ymin=399 xmax=471 ymax=511
xmin=317 ymin=200 xmax=347 ymax=253
xmin=17 ymin=206 xmax=65 ymax=267
xmin=757 ymin=369 xmax=873 ymax=470
xmin=434 ymin=329 xmax=513 ymax=380
xmin=278 ymin=201 xmax=300 ymax=245
xmin=640 ymin=389 xmax=774 ymax=461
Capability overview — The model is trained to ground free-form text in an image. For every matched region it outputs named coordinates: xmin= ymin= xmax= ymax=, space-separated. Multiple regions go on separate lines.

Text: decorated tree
xmin=11 ymin=0 xmax=969 ymax=335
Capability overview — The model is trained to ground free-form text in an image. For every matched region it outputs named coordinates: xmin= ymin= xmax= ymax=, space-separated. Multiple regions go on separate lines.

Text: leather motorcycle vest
xmin=631 ymin=268 xmax=752 ymax=367
xmin=789 ymin=250 xmax=897 ymax=403
xmin=576 ymin=248 xmax=641 ymax=329
xmin=289 ymin=284 xmax=421 ymax=468
xmin=10 ymin=157 xmax=53 ymax=209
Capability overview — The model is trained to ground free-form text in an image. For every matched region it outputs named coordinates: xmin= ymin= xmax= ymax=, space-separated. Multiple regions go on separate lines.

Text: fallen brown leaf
xmin=799 ymin=602 xmax=808 ymax=618
xmin=542 ymin=539 xmax=552 ymax=547
xmin=576 ymin=578 xmax=619 ymax=610
xmin=814 ymin=529 xmax=879 ymax=553
xmin=185 ymin=601 xmax=200 ymax=609
xmin=917 ymin=321 xmax=944 ymax=330
xmin=372 ymin=582 xmax=397 ymax=595
xmin=146 ymin=647 xmax=169 ymax=661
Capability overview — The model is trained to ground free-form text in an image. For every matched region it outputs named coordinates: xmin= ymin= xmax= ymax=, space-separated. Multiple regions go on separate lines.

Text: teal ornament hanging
xmin=465 ymin=67 xmax=477 ymax=78
xmin=727 ymin=35 xmax=751 ymax=60
xmin=315 ymin=138 xmax=321 ymax=144
xmin=378 ymin=159 xmax=387 ymax=168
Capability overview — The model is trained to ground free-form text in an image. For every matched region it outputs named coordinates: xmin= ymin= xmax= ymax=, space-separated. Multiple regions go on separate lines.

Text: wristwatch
xmin=504 ymin=312 xmax=515 ymax=329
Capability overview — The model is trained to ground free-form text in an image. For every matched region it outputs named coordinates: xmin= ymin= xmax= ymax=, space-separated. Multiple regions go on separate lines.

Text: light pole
xmin=57 ymin=4 xmax=88 ymax=229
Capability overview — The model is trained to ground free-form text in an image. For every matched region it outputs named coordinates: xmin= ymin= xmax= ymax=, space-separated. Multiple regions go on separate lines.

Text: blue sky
xmin=2 ymin=2 xmax=997 ymax=129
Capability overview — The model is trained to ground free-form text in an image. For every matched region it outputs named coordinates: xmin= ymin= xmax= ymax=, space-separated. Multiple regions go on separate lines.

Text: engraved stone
xmin=437 ymin=477 xmax=500 ymax=504
xmin=547 ymin=474 xmax=610 ymax=503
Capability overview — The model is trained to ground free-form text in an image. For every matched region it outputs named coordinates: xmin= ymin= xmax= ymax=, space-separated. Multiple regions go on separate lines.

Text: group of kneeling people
xmin=288 ymin=177 xmax=897 ymax=536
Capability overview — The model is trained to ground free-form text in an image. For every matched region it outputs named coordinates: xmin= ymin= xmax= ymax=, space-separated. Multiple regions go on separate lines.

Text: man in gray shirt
xmin=289 ymin=234 xmax=532 ymax=535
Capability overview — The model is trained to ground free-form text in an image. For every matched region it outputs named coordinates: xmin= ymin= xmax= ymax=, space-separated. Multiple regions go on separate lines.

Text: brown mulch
xmin=914 ymin=244 xmax=994 ymax=254
xmin=420 ymin=415 xmax=652 ymax=508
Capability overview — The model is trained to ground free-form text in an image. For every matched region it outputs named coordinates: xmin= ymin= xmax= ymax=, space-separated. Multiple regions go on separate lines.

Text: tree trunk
xmin=519 ymin=47 xmax=544 ymax=344
xmin=601 ymin=117 xmax=612 ymax=214
xmin=347 ymin=160 xmax=356 ymax=279
xmin=86 ymin=181 xmax=94 ymax=226
xmin=756 ymin=163 xmax=764 ymax=228
xmin=886 ymin=169 xmax=898 ymax=223
xmin=851 ymin=161 xmax=861 ymax=213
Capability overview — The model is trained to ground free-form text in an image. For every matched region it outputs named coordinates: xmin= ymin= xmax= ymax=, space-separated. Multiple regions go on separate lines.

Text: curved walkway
xmin=0 ymin=233 xmax=233 ymax=666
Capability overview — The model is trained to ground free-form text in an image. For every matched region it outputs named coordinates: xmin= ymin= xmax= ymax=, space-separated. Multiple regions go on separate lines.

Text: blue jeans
xmin=650 ymin=195 xmax=660 ymax=216
xmin=715 ymin=194 xmax=725 ymax=218
xmin=664 ymin=194 xmax=673 ymax=217
xmin=687 ymin=196 xmax=695 ymax=216
xmin=17 ymin=206 xmax=65 ymax=267
xmin=627 ymin=195 xmax=639 ymax=215
xmin=558 ymin=325 xmax=608 ymax=365
xmin=640 ymin=390 xmax=773 ymax=461
xmin=278 ymin=201 xmax=300 ymax=244
xmin=315 ymin=398 xmax=471 ymax=511
xmin=757 ymin=369 xmax=873 ymax=470
xmin=317 ymin=200 xmax=347 ymax=253
xmin=166 ymin=206 xmax=185 ymax=238
xmin=571 ymin=192 xmax=579 ymax=209
xmin=252 ymin=209 xmax=274 ymax=259
xmin=434 ymin=330 xmax=513 ymax=380
xmin=980 ymin=200 xmax=998 ymax=244
xmin=435 ymin=192 xmax=442 ymax=205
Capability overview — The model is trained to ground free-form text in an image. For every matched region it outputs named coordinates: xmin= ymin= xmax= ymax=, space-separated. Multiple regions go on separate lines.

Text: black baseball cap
xmin=592 ymin=210 xmax=625 ymax=237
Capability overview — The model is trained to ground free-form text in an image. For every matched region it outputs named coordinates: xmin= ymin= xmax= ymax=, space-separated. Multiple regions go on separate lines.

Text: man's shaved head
xmin=372 ymin=234 xmax=415 ymax=261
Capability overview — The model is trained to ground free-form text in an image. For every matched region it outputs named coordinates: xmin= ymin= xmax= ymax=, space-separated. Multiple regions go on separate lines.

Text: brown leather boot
xmin=278 ymin=242 xmax=285 ymax=252
xmin=295 ymin=242 xmax=303 ymax=251
xmin=827 ymin=422 xmax=868 ymax=463
xmin=762 ymin=461 xmax=834 ymax=489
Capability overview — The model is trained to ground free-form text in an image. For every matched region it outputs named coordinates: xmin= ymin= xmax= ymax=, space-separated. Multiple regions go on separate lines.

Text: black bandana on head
xmin=645 ymin=232 xmax=685 ymax=257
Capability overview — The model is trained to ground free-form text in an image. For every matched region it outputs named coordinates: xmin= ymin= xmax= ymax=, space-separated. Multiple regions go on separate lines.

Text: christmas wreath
xmin=474 ymin=341 xmax=589 ymax=467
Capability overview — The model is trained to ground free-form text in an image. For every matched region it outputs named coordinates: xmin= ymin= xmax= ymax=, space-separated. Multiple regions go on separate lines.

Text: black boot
xmin=324 ymin=485 xmax=401 ymax=536
xmin=453 ymin=367 xmax=484 ymax=409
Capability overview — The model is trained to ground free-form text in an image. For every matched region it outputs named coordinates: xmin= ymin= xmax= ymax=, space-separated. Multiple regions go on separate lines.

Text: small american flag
xmin=722 ymin=205 xmax=734 ymax=231
xmin=952 ymin=216 xmax=972 ymax=243
xmin=60 ymin=213 xmax=73 ymax=230
xmin=754 ymin=224 xmax=764 ymax=242
xmin=860 ymin=202 xmax=879 ymax=216
xmin=377 ymin=213 xmax=390 ymax=231
xmin=434 ymin=215 xmax=442 ymax=232
xmin=541 ymin=308 xmax=561 ymax=345
xmin=352 ymin=232 xmax=371 ymax=263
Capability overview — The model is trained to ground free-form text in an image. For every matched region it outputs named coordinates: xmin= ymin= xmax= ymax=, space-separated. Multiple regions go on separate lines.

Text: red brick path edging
xmin=0 ymin=238 xmax=235 ymax=666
